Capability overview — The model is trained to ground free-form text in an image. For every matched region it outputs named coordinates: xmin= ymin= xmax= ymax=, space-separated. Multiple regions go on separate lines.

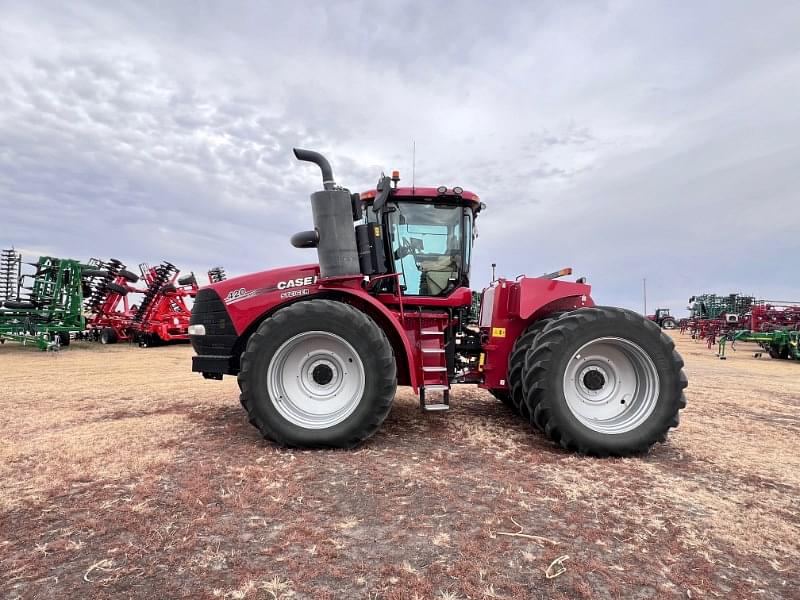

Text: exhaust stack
xmin=292 ymin=148 xmax=361 ymax=279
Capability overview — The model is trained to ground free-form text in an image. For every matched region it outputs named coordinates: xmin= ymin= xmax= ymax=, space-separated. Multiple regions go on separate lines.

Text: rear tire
xmin=661 ymin=318 xmax=676 ymax=329
xmin=768 ymin=346 xmax=788 ymax=359
xmin=58 ymin=332 xmax=70 ymax=347
xmin=238 ymin=299 xmax=397 ymax=448
xmin=522 ymin=307 xmax=687 ymax=456
xmin=508 ymin=311 xmax=565 ymax=421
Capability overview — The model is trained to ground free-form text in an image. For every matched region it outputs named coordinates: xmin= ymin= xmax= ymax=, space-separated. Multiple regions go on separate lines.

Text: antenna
xmin=643 ymin=277 xmax=647 ymax=315
xmin=412 ymin=139 xmax=416 ymax=194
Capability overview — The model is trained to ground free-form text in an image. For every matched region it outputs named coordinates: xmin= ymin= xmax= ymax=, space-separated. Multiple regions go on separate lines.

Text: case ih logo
xmin=277 ymin=276 xmax=317 ymax=289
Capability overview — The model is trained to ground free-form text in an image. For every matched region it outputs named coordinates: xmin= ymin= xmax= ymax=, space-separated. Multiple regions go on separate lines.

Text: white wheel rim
xmin=562 ymin=337 xmax=660 ymax=434
xmin=267 ymin=331 xmax=365 ymax=429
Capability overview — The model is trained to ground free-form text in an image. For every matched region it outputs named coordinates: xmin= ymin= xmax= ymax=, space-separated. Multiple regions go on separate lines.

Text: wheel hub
xmin=311 ymin=362 xmax=335 ymax=386
xmin=581 ymin=368 xmax=606 ymax=391
xmin=563 ymin=337 xmax=660 ymax=434
xmin=267 ymin=331 xmax=366 ymax=429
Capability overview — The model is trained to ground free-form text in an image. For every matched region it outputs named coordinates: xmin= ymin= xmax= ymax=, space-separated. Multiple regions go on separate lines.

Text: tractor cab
xmin=360 ymin=182 xmax=482 ymax=298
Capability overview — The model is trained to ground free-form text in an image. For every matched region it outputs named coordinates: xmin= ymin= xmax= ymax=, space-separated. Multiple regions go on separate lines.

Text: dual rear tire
xmin=506 ymin=307 xmax=687 ymax=456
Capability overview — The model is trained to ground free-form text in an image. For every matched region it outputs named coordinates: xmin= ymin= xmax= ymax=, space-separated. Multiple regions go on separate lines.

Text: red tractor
xmin=190 ymin=150 xmax=687 ymax=456
xmin=647 ymin=308 xmax=677 ymax=330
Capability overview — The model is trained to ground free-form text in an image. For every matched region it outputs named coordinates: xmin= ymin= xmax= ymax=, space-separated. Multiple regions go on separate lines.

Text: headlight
xmin=188 ymin=324 xmax=206 ymax=335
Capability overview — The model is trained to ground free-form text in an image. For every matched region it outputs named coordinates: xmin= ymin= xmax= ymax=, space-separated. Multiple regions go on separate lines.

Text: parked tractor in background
xmin=190 ymin=149 xmax=687 ymax=456
xmin=647 ymin=308 xmax=676 ymax=329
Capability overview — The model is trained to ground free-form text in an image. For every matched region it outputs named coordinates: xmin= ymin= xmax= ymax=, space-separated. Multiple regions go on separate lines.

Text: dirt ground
xmin=0 ymin=332 xmax=798 ymax=599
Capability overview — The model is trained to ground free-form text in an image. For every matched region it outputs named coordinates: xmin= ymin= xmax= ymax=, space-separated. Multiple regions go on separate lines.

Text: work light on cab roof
xmin=189 ymin=147 xmax=687 ymax=457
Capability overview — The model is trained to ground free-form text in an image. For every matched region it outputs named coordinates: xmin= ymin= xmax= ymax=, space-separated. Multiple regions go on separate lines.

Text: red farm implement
xmin=84 ymin=260 xmax=220 ymax=346
xmin=207 ymin=266 xmax=227 ymax=283
xmin=680 ymin=294 xmax=800 ymax=359
xmin=748 ymin=301 xmax=800 ymax=332
xmin=679 ymin=293 xmax=754 ymax=348
xmin=82 ymin=258 xmax=141 ymax=344
xmin=131 ymin=262 xmax=196 ymax=346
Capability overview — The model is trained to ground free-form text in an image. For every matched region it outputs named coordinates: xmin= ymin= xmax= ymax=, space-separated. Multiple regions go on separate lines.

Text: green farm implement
xmin=0 ymin=251 xmax=91 ymax=350
xmin=717 ymin=329 xmax=800 ymax=361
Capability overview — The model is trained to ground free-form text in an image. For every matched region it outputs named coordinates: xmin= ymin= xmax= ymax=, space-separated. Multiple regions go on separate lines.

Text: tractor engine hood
xmin=202 ymin=263 xmax=322 ymax=334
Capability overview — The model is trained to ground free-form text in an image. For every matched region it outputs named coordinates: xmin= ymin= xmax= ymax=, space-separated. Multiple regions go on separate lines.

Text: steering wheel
xmin=395 ymin=237 xmax=423 ymax=260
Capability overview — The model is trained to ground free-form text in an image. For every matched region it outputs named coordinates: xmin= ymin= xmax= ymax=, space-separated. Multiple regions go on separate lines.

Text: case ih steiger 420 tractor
xmin=190 ymin=149 xmax=687 ymax=456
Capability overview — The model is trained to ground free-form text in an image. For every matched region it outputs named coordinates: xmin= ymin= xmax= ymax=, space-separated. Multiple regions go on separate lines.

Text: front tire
xmin=523 ymin=307 xmax=687 ymax=456
xmin=100 ymin=328 xmax=118 ymax=345
xmin=238 ymin=299 xmax=397 ymax=448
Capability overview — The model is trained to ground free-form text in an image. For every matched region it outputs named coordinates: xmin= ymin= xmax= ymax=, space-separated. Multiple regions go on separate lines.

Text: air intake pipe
xmin=292 ymin=148 xmax=361 ymax=278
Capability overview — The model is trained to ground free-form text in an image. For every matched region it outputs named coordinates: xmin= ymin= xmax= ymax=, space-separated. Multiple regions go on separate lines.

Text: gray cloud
xmin=1 ymin=1 xmax=799 ymax=315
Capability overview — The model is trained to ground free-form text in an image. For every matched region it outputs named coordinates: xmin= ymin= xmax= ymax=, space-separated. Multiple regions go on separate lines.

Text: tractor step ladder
xmin=419 ymin=323 xmax=450 ymax=412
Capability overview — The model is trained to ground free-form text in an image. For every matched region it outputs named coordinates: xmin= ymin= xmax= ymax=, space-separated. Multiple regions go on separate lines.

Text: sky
xmin=1 ymin=1 xmax=799 ymax=317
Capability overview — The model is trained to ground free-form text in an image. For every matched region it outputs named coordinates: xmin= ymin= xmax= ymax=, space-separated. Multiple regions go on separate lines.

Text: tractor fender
xmin=314 ymin=287 xmax=419 ymax=391
xmin=511 ymin=277 xmax=594 ymax=320
xmin=479 ymin=278 xmax=595 ymax=390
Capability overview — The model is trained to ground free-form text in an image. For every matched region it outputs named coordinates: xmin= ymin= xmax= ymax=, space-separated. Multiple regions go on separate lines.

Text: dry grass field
xmin=1 ymin=332 xmax=798 ymax=599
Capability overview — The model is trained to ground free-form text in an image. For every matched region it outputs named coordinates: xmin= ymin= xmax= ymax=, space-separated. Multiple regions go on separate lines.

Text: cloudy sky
xmin=1 ymin=1 xmax=799 ymax=315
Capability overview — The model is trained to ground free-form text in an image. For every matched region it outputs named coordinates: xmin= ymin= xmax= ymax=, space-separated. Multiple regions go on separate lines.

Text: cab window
xmin=386 ymin=202 xmax=464 ymax=296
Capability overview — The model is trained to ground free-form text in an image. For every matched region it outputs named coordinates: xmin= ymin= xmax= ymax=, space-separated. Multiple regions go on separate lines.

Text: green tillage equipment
xmin=689 ymin=293 xmax=755 ymax=319
xmin=717 ymin=329 xmax=800 ymax=361
xmin=0 ymin=256 xmax=89 ymax=350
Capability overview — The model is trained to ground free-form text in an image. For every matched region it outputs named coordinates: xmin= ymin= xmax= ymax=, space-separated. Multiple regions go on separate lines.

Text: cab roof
xmin=359 ymin=186 xmax=482 ymax=210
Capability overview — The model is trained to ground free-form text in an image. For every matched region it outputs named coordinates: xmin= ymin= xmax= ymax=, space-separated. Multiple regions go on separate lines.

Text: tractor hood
xmin=203 ymin=263 xmax=322 ymax=334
